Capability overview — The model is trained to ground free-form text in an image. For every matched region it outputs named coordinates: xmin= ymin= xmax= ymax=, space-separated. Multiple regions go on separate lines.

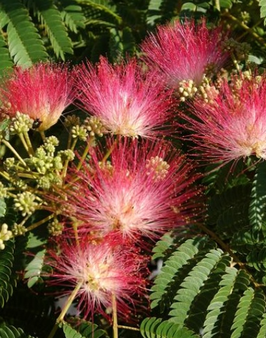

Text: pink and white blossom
xmin=47 ymin=237 xmax=146 ymax=320
xmin=141 ymin=19 xmax=228 ymax=88
xmin=180 ymin=72 xmax=266 ymax=163
xmin=62 ymin=139 xmax=200 ymax=241
xmin=74 ymin=57 xmax=174 ymax=138
xmin=0 ymin=63 xmax=73 ymax=131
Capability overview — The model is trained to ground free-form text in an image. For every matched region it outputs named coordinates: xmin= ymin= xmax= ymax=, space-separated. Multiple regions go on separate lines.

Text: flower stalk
xmin=48 ymin=281 xmax=83 ymax=338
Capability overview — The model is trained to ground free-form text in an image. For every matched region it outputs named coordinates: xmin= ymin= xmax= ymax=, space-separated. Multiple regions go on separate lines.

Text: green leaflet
xmin=0 ymin=34 xmax=12 ymax=74
xmin=147 ymin=0 xmax=164 ymax=25
xmin=33 ymin=0 xmax=73 ymax=60
xmin=0 ymin=0 xmax=47 ymax=67
xmin=108 ymin=27 xmax=136 ymax=61
xmin=0 ymin=324 xmax=35 ymax=338
xmin=0 ymin=239 xmax=15 ymax=308
xmin=61 ymin=321 xmax=107 ymax=338
xmin=259 ymin=0 xmax=266 ymax=24
xmin=140 ymin=318 xmax=199 ymax=338
xmin=147 ymin=236 xmax=266 ymax=338
xmin=24 ymin=249 xmax=46 ymax=288
xmin=150 ymin=237 xmax=209 ymax=311
xmin=59 ymin=1 xmax=86 ymax=33
xmin=249 ymin=161 xmax=266 ymax=236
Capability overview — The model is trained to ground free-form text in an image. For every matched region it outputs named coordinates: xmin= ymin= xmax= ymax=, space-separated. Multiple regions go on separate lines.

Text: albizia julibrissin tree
xmin=1 ymin=13 xmax=266 ymax=338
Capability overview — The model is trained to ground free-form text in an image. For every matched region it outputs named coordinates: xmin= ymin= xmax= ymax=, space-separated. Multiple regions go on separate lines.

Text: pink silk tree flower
xmin=0 ymin=63 xmax=73 ymax=131
xmin=74 ymin=57 xmax=175 ymax=138
xmin=180 ymin=72 xmax=266 ymax=164
xmin=61 ymin=139 xmax=200 ymax=241
xmin=47 ymin=237 xmax=147 ymax=321
xmin=141 ymin=19 xmax=229 ymax=89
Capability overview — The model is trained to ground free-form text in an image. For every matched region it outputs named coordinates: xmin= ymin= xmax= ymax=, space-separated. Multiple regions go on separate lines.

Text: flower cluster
xmin=1 ymin=16 xmax=250 ymax=335
xmin=74 ymin=57 xmax=175 ymax=138
xmin=60 ymin=139 xmax=199 ymax=242
xmin=180 ymin=71 xmax=266 ymax=165
xmin=0 ymin=63 xmax=73 ymax=131
xmin=48 ymin=236 xmax=147 ymax=321
xmin=141 ymin=19 xmax=229 ymax=92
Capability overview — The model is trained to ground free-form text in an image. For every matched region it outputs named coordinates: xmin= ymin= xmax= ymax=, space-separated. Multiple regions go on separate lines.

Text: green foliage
xmin=259 ymin=0 xmax=266 ymax=24
xmin=24 ymin=249 xmax=47 ymax=288
xmin=58 ymin=1 xmax=86 ymax=33
xmin=0 ymin=0 xmax=86 ymax=67
xmin=2 ymin=1 xmax=266 ymax=338
xmin=0 ymin=282 xmax=55 ymax=337
xmin=0 ymin=240 xmax=16 ymax=308
xmin=0 ymin=34 xmax=13 ymax=74
xmin=249 ymin=161 xmax=266 ymax=236
xmin=140 ymin=317 xmax=199 ymax=338
xmin=0 ymin=0 xmax=47 ymax=67
xmin=61 ymin=321 xmax=107 ymax=338
xmin=32 ymin=0 xmax=73 ymax=59
xmin=146 ymin=237 xmax=266 ymax=338
xmin=0 ymin=324 xmax=35 ymax=338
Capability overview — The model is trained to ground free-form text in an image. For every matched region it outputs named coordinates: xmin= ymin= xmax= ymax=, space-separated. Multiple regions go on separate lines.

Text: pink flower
xmin=47 ymin=237 xmax=147 ymax=320
xmin=180 ymin=73 xmax=266 ymax=164
xmin=141 ymin=19 xmax=228 ymax=88
xmin=0 ymin=63 xmax=73 ymax=131
xmin=74 ymin=57 xmax=174 ymax=138
xmin=61 ymin=139 xmax=200 ymax=241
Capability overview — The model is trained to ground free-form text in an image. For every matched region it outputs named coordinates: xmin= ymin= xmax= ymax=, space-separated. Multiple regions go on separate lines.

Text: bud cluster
xmin=0 ymin=224 xmax=12 ymax=250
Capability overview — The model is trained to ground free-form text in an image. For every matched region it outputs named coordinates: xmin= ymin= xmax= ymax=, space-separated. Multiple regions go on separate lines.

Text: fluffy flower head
xmin=62 ymin=139 xmax=199 ymax=241
xmin=48 ymin=237 xmax=146 ymax=320
xmin=0 ymin=63 xmax=73 ymax=131
xmin=180 ymin=72 xmax=266 ymax=163
xmin=74 ymin=57 xmax=174 ymax=138
xmin=141 ymin=19 xmax=228 ymax=88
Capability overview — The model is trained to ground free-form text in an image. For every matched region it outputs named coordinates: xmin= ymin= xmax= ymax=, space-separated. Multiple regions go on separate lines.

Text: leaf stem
xmin=47 ymin=281 xmax=83 ymax=338
xmin=117 ymin=325 xmax=140 ymax=331
xmin=26 ymin=213 xmax=54 ymax=232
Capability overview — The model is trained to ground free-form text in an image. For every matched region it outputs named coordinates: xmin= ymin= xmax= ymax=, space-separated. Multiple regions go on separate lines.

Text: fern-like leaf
xmin=59 ymin=0 xmax=86 ymax=33
xmin=158 ymin=0 xmax=180 ymax=23
xmin=0 ymin=0 xmax=47 ymax=67
xmin=203 ymin=267 xmax=239 ymax=338
xmin=147 ymin=0 xmax=164 ymax=26
xmin=232 ymin=287 xmax=266 ymax=338
xmin=33 ymin=0 xmax=73 ymax=60
xmin=0 ymin=34 xmax=12 ymax=73
xmin=61 ymin=321 xmax=107 ymax=338
xmin=152 ymin=232 xmax=175 ymax=260
xmin=169 ymin=248 xmax=225 ymax=325
xmin=0 ymin=240 xmax=15 ymax=308
xmin=0 ymin=281 xmax=55 ymax=337
xmin=24 ymin=249 xmax=47 ymax=288
xmin=249 ymin=161 xmax=266 ymax=236
xmin=79 ymin=0 xmax=121 ymax=26
xmin=150 ymin=237 xmax=214 ymax=312
xmin=108 ymin=27 xmax=135 ymax=61
xmin=148 ymin=235 xmax=266 ymax=337
xmin=257 ymin=311 xmax=266 ymax=338
xmin=140 ymin=317 xmax=199 ymax=338
xmin=0 ymin=324 xmax=35 ymax=338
